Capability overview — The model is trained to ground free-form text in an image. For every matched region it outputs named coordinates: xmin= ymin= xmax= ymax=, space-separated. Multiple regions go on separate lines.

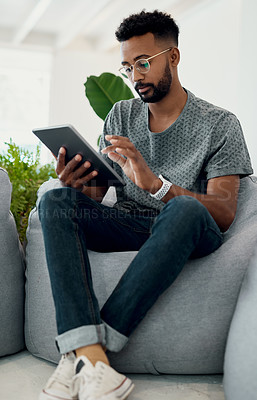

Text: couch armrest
xmin=224 ymin=244 xmax=257 ymax=399
xmin=0 ymin=168 xmax=25 ymax=356
xmin=36 ymin=178 xmax=63 ymax=207
xmin=0 ymin=168 xmax=12 ymax=219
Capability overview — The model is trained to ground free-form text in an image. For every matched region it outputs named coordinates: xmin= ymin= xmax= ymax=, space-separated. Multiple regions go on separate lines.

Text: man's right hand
xmin=56 ymin=147 xmax=107 ymax=201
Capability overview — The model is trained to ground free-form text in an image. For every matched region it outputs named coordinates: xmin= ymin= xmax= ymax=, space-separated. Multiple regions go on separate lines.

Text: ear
xmin=170 ymin=47 xmax=180 ymax=67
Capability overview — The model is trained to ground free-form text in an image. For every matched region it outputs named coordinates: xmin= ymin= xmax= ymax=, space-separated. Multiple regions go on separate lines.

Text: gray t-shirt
xmin=99 ymin=89 xmax=253 ymax=213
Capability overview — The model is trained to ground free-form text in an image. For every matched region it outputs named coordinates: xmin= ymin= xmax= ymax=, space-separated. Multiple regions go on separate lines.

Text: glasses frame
xmin=119 ymin=47 xmax=173 ymax=79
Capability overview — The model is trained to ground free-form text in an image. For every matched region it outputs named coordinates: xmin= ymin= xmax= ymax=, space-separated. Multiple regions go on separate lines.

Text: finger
xmin=107 ymin=151 xmax=126 ymax=167
xmin=73 ymin=170 xmax=98 ymax=189
xmin=105 ymin=134 xmax=119 ymax=142
xmin=101 ymin=139 xmax=134 ymax=154
xmin=56 ymin=147 xmax=66 ymax=175
xmin=105 ymin=135 xmax=130 ymax=143
xmin=72 ymin=160 xmax=92 ymax=179
xmin=113 ymin=146 xmax=137 ymax=160
xmin=101 ymin=144 xmax=117 ymax=154
xmin=58 ymin=153 xmax=82 ymax=182
xmin=110 ymin=140 xmax=135 ymax=153
xmin=82 ymin=170 xmax=98 ymax=184
xmin=107 ymin=137 xmax=132 ymax=148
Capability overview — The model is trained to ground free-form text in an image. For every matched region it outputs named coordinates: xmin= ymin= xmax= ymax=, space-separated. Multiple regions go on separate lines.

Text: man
xmin=39 ymin=10 xmax=253 ymax=400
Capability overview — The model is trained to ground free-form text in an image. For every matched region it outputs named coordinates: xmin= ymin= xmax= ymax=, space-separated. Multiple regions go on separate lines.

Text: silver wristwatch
xmin=150 ymin=174 xmax=173 ymax=201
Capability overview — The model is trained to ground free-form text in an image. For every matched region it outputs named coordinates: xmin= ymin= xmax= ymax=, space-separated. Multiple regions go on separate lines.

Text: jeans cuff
xmin=103 ymin=321 xmax=128 ymax=352
xmin=56 ymin=324 xmax=106 ymax=354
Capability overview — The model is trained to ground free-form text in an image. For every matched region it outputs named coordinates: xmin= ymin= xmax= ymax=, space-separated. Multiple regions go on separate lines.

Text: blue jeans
xmin=39 ymin=187 xmax=223 ymax=353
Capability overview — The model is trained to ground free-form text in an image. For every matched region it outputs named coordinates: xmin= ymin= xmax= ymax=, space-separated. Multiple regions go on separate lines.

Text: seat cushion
xmin=0 ymin=168 xmax=25 ymax=356
xmin=25 ymin=176 xmax=257 ymax=374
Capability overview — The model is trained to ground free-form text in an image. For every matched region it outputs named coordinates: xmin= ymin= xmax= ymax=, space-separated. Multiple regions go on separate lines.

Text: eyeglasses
xmin=119 ymin=47 xmax=173 ymax=79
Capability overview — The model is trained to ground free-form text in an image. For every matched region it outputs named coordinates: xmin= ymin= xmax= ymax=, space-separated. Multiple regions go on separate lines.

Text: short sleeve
xmin=205 ymin=113 xmax=253 ymax=179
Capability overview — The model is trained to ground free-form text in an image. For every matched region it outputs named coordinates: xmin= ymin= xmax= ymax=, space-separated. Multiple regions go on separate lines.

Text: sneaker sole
xmin=98 ymin=377 xmax=134 ymax=400
xmin=115 ymin=378 xmax=134 ymax=400
xmin=39 ymin=390 xmax=78 ymax=400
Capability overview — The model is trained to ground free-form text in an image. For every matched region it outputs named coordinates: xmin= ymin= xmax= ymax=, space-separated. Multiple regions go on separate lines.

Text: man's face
xmin=120 ymin=32 xmax=173 ymax=103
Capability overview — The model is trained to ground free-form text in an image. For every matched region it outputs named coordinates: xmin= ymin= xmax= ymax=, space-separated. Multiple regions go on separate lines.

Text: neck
xmin=148 ymin=81 xmax=187 ymax=120
xmin=147 ymin=81 xmax=188 ymax=133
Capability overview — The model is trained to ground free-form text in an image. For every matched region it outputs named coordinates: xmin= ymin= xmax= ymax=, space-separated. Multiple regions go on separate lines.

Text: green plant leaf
xmin=0 ymin=141 xmax=57 ymax=245
xmin=84 ymin=72 xmax=134 ymax=120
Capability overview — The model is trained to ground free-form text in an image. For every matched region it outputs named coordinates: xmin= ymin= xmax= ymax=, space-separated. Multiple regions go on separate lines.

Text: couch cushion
xmin=0 ymin=168 xmax=25 ymax=356
xmin=25 ymin=176 xmax=257 ymax=374
xmin=223 ymin=244 xmax=257 ymax=400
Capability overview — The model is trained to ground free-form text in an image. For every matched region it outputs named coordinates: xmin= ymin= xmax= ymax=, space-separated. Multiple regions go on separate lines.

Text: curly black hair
xmin=115 ymin=10 xmax=179 ymax=45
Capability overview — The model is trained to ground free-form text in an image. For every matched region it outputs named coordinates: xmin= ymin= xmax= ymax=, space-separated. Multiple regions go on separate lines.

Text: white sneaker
xmin=71 ymin=356 xmax=134 ymax=400
xmin=39 ymin=352 xmax=77 ymax=400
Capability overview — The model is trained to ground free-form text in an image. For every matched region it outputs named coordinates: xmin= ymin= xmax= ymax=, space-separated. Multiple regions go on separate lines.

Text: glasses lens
xmin=135 ymin=59 xmax=150 ymax=73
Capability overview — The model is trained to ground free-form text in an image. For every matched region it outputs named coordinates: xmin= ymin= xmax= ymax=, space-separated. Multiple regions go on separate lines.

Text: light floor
xmin=0 ymin=350 xmax=225 ymax=400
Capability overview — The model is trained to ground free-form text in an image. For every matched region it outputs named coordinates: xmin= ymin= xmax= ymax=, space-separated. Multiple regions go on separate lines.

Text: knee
xmin=166 ymin=195 xmax=203 ymax=211
xmin=160 ymin=195 xmax=207 ymax=226
xmin=38 ymin=187 xmax=75 ymax=219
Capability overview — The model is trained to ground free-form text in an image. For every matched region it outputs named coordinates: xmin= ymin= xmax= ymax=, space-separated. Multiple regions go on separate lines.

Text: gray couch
xmin=223 ymin=246 xmax=257 ymax=400
xmin=0 ymin=168 xmax=25 ymax=357
xmin=1 ymin=167 xmax=257 ymax=398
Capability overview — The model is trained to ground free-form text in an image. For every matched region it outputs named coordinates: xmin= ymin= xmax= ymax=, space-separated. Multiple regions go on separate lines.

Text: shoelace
xmin=50 ymin=357 xmax=73 ymax=386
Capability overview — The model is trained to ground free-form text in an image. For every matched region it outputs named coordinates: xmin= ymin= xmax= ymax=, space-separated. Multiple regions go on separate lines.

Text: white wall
xmin=178 ymin=0 xmax=241 ymax=112
xmin=237 ymin=0 xmax=257 ymax=174
xmin=49 ymin=0 xmax=257 ymax=171
xmin=49 ymin=47 xmax=122 ymax=152
xmin=178 ymin=0 xmax=257 ymax=173
xmin=0 ymin=47 xmax=52 ymax=158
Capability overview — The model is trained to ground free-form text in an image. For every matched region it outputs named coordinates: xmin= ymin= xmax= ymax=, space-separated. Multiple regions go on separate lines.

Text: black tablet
xmin=32 ymin=124 xmax=125 ymax=187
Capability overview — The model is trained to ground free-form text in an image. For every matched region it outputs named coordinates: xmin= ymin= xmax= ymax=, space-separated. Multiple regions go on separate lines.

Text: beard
xmin=135 ymin=61 xmax=172 ymax=103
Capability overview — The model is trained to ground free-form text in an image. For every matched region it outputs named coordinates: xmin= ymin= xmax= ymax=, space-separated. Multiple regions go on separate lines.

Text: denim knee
xmin=155 ymin=195 xmax=211 ymax=232
xmin=40 ymin=187 xmax=77 ymax=206
xmin=164 ymin=195 xmax=205 ymax=216
xmin=38 ymin=187 xmax=77 ymax=221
